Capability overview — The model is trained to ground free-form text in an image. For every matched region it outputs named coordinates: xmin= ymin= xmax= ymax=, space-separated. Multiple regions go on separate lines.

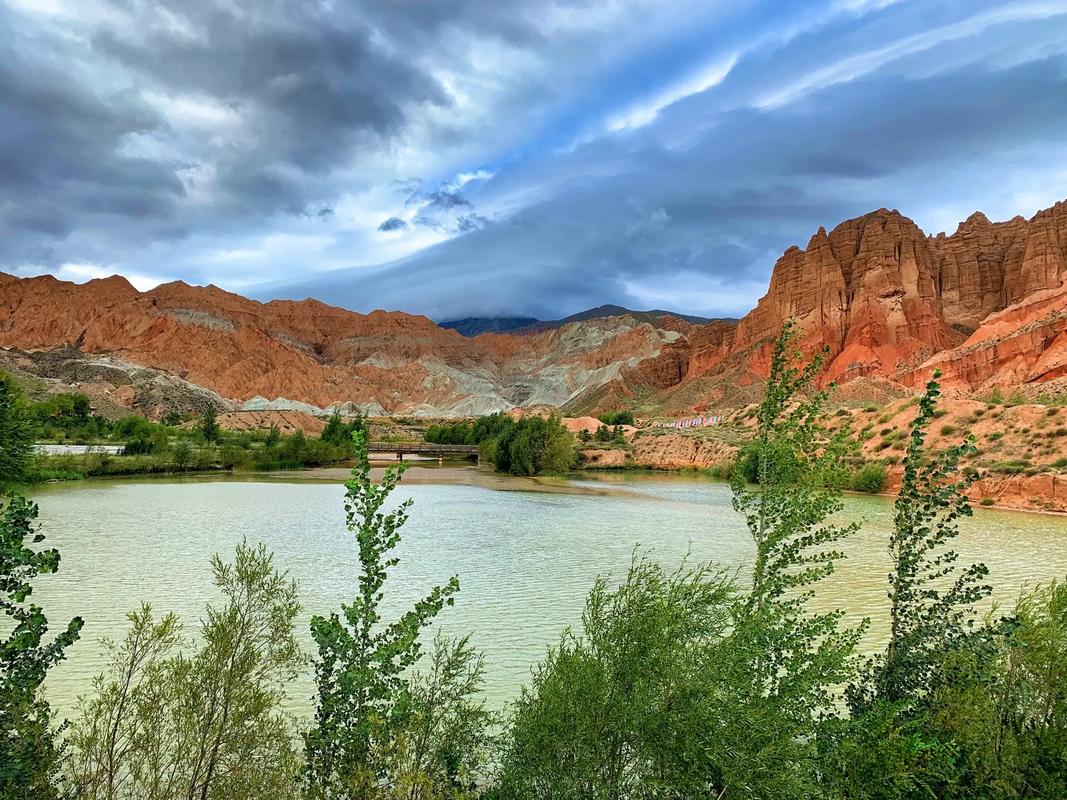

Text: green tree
xmin=996 ymin=581 xmax=1067 ymax=795
xmin=856 ymin=375 xmax=987 ymax=706
xmin=0 ymin=372 xmax=35 ymax=486
xmin=1 ymin=493 xmax=83 ymax=799
xmin=171 ymin=439 xmax=193 ymax=471
xmin=496 ymin=323 xmax=864 ymax=798
xmin=198 ymin=407 xmax=221 ymax=443
xmin=304 ymin=432 xmax=490 ymax=799
xmin=596 ymin=411 xmax=634 ymax=426
xmin=827 ymin=375 xmax=992 ymax=798
xmin=724 ymin=320 xmax=864 ymax=796
xmin=68 ymin=542 xmax=304 ymax=800
xmin=265 ymin=424 xmax=281 ymax=449
xmin=491 ymin=417 xmax=575 ymax=476
xmin=321 ymin=412 xmax=346 ymax=446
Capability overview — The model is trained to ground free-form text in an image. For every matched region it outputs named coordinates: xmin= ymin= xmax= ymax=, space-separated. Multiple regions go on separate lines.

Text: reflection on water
xmin=28 ymin=468 xmax=1067 ymax=717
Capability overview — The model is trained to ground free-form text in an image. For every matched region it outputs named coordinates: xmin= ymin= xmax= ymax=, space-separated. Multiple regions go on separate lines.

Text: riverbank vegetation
xmin=426 ymin=413 xmax=576 ymax=475
xmin=0 ymin=371 xmax=362 ymax=487
xmin=6 ymin=325 xmax=1067 ymax=798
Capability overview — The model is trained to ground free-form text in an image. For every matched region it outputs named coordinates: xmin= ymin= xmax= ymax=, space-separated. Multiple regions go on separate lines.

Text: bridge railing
xmin=366 ymin=442 xmax=479 ymax=454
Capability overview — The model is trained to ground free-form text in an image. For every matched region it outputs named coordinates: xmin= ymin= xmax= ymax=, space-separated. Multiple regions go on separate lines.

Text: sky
xmin=2 ymin=0 xmax=1067 ymax=321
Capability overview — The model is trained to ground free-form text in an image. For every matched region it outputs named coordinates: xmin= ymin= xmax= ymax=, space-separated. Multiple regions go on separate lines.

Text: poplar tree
xmin=304 ymin=432 xmax=490 ymax=799
xmin=1 ymin=493 xmax=83 ymax=799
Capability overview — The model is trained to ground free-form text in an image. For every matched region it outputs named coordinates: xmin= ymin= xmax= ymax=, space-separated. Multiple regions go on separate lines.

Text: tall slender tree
xmin=1 ymin=493 xmax=83 ymax=799
xmin=0 ymin=372 xmax=35 ymax=487
xmin=304 ymin=431 xmax=489 ymax=799
xmin=726 ymin=320 xmax=865 ymax=796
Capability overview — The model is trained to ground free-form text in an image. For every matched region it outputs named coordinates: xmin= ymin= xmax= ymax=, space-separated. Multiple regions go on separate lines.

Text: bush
xmin=320 ymin=410 xmax=364 ymax=446
xmin=426 ymin=412 xmax=516 ymax=447
xmin=496 ymin=559 xmax=738 ymax=796
xmin=849 ymin=462 xmax=888 ymax=494
xmin=596 ymin=410 xmax=635 ymax=426
xmin=68 ymin=542 xmax=302 ymax=799
xmin=493 ymin=416 xmax=576 ymax=476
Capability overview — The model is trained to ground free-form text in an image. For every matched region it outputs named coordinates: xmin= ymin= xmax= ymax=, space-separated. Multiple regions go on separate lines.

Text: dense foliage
xmin=69 ymin=543 xmax=303 ymax=800
xmin=424 ymin=413 xmax=514 ymax=447
xmin=320 ymin=411 xmax=365 ymax=446
xmin=595 ymin=410 xmax=634 ymax=426
xmin=31 ymin=392 xmax=111 ymax=443
xmin=426 ymin=413 xmax=576 ymax=475
xmin=848 ymin=460 xmax=888 ymax=493
xmin=1 ymin=493 xmax=83 ymax=799
xmin=0 ymin=373 xmax=36 ymax=487
xmin=0 ymin=370 xmax=360 ymax=484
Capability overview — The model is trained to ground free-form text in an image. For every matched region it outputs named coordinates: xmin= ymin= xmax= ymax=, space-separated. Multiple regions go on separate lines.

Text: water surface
xmin=28 ymin=467 xmax=1067 ymax=717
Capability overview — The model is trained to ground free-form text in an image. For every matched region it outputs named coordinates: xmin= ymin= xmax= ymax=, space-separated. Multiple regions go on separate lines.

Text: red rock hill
xmin=2 ymin=199 xmax=1065 ymax=417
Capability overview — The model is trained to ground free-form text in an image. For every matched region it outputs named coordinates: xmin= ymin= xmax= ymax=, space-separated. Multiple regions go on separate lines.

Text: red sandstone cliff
xmin=679 ymin=200 xmax=1067 ymax=393
xmin=2 ymin=199 xmax=1066 ymax=417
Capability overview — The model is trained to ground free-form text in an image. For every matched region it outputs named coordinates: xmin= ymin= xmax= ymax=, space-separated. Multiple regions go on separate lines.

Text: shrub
xmin=68 ymin=542 xmax=302 ymax=799
xmin=849 ymin=462 xmax=888 ymax=494
xmin=596 ymin=410 xmax=635 ymax=426
xmin=320 ymin=410 xmax=364 ymax=446
xmin=828 ymin=375 xmax=990 ymax=797
xmin=490 ymin=416 xmax=576 ymax=476
xmin=500 ymin=322 xmax=863 ymax=798
xmin=941 ymin=424 xmax=957 ymax=436
xmin=989 ymin=460 xmax=1030 ymax=475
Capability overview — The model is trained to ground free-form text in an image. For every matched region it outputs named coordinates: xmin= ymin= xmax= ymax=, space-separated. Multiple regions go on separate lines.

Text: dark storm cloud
xmin=0 ymin=5 xmax=181 ymax=262
xmin=5 ymin=0 xmax=1067 ymax=314
xmin=270 ymin=49 xmax=1067 ymax=319
xmin=89 ymin=0 xmax=451 ymax=214
xmin=0 ymin=0 xmax=609 ymax=276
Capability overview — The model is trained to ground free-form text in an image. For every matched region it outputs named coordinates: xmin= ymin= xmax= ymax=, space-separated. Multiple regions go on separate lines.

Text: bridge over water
xmin=367 ymin=442 xmax=479 ymax=461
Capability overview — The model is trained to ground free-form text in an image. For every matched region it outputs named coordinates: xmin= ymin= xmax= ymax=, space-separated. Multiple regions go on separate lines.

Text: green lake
xmin=27 ymin=465 xmax=1067 ymax=718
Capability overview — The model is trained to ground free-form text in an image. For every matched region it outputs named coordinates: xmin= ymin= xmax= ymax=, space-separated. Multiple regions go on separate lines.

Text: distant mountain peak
xmin=439 ymin=316 xmax=539 ymax=336
xmin=440 ymin=305 xmax=719 ymax=337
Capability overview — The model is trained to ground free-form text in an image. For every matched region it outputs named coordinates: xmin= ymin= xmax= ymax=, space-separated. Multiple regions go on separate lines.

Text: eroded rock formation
xmin=2 ymin=199 xmax=1066 ymax=417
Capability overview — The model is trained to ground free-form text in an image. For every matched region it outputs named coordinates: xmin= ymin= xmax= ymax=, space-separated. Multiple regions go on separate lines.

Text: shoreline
xmin=23 ymin=457 xmax=1067 ymax=519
